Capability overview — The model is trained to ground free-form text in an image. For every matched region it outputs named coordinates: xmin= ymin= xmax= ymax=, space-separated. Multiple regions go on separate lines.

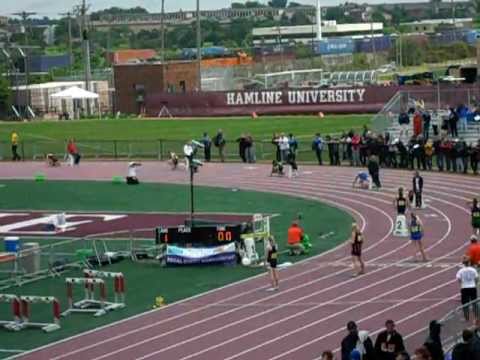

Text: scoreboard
xmin=156 ymin=224 xmax=242 ymax=247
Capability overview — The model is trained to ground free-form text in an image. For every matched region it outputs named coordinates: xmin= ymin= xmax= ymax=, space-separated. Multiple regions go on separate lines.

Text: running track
xmin=1 ymin=161 xmax=477 ymax=360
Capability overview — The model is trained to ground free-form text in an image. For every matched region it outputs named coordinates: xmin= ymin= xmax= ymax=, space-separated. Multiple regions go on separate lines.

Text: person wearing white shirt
xmin=456 ymin=256 xmax=479 ymax=322
xmin=278 ymin=134 xmax=290 ymax=162
xmin=126 ymin=162 xmax=142 ymax=185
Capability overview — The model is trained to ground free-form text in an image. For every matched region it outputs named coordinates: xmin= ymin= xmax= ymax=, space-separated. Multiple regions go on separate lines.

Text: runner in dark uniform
xmin=266 ymin=236 xmax=279 ymax=291
xmin=394 ymin=188 xmax=409 ymax=215
xmin=351 ymin=223 xmax=365 ymax=277
xmin=470 ymin=198 xmax=480 ymax=236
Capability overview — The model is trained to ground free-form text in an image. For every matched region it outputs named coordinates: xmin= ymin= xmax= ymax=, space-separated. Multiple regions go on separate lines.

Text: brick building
xmin=113 ymin=61 xmax=198 ymax=115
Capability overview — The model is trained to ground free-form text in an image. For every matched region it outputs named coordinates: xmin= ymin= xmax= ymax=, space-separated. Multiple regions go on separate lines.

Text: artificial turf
xmin=0 ymin=180 xmax=352 ymax=356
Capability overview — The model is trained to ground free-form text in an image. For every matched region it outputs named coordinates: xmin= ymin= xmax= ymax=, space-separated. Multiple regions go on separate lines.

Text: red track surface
xmin=1 ymin=161 xmax=477 ymax=360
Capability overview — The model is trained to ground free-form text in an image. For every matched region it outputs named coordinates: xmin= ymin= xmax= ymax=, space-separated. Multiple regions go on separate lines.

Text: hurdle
xmin=83 ymin=269 xmax=126 ymax=306
xmin=18 ymin=296 xmax=61 ymax=332
xmin=0 ymin=294 xmax=21 ymax=331
xmin=62 ymin=273 xmax=125 ymax=317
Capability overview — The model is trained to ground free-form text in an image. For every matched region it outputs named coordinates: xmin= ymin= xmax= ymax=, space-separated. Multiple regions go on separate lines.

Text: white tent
xmin=50 ymin=86 xmax=99 ymax=100
xmin=50 ymin=86 xmax=100 ymax=119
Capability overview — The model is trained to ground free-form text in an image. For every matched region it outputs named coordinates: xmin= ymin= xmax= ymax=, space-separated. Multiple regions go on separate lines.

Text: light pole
xmin=161 ymin=0 xmax=165 ymax=62
xmin=196 ymin=0 xmax=202 ymax=91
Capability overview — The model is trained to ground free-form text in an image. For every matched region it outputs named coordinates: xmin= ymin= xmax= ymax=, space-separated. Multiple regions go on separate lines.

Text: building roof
xmin=401 ymin=17 xmax=473 ymax=26
xmin=252 ymin=23 xmax=383 ymax=37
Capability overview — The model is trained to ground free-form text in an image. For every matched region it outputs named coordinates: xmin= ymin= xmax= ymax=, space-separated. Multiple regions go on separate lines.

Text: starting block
xmin=393 ymin=215 xmax=409 ymax=237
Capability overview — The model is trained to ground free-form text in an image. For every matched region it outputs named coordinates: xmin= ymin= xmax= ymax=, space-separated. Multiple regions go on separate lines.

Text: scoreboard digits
xmin=156 ymin=224 xmax=241 ymax=246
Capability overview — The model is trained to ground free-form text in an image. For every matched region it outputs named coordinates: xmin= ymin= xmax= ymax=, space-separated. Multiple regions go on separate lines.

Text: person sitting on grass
xmin=270 ymin=160 xmax=284 ymax=177
xmin=126 ymin=162 xmax=142 ymax=185
xmin=287 ymin=221 xmax=305 ymax=255
xmin=169 ymin=151 xmax=179 ymax=170
xmin=46 ymin=153 xmax=60 ymax=167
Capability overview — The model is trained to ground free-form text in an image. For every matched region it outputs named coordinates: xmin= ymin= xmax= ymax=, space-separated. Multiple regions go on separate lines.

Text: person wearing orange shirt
xmin=467 ymin=235 xmax=480 ymax=266
xmin=287 ymin=221 xmax=305 ymax=255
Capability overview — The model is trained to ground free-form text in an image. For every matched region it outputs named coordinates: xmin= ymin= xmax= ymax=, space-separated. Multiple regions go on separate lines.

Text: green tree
xmin=0 ymin=72 xmax=11 ymax=116
xmin=268 ymin=0 xmax=288 ymax=8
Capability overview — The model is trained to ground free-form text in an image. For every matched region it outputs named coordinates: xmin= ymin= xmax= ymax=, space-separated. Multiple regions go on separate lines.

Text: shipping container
xmin=181 ymin=47 xmax=231 ymax=60
xmin=354 ymin=36 xmax=392 ymax=53
xmin=26 ymin=55 xmax=70 ymax=73
xmin=313 ymin=38 xmax=354 ymax=55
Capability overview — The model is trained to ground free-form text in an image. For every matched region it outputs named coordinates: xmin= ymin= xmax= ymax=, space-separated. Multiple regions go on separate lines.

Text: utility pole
xmin=80 ymin=0 xmax=92 ymax=115
xmin=161 ymin=0 xmax=165 ymax=62
xmin=60 ymin=11 xmax=74 ymax=74
xmin=12 ymin=11 xmax=36 ymax=118
xmin=196 ymin=0 xmax=202 ymax=91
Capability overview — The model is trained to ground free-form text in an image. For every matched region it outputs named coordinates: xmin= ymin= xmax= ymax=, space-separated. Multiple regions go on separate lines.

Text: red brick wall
xmin=114 ymin=62 xmax=198 ymax=115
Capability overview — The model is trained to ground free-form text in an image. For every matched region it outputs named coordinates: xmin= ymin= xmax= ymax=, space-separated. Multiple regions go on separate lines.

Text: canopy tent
xmin=50 ymin=86 xmax=100 ymax=119
xmin=50 ymin=86 xmax=99 ymax=100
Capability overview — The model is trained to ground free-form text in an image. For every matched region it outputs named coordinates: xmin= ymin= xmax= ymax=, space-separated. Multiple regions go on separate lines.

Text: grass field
xmin=0 ymin=180 xmax=352 ymax=356
xmin=0 ymin=115 xmax=371 ymax=162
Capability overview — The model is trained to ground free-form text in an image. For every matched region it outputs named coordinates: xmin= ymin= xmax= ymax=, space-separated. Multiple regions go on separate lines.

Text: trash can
xmin=21 ymin=242 xmax=41 ymax=274
xmin=4 ymin=237 xmax=20 ymax=253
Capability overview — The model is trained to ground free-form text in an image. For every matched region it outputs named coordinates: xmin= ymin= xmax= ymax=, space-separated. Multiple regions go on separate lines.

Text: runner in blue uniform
xmin=352 ymin=171 xmax=371 ymax=190
xmin=410 ymin=213 xmax=428 ymax=262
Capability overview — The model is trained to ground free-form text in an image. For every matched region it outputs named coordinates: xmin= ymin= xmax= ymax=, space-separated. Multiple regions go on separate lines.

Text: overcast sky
xmin=0 ymin=0 xmax=450 ymax=17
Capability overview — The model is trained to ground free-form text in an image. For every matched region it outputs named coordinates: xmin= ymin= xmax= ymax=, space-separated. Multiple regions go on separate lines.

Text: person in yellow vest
xmin=11 ymin=131 xmax=21 ymax=161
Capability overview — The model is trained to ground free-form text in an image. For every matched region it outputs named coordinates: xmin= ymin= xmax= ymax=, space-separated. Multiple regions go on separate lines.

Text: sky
xmin=1 ymin=0 xmax=441 ymax=18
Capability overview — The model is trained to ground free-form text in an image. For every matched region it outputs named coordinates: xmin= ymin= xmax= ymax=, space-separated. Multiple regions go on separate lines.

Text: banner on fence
xmin=166 ymin=243 xmax=236 ymax=265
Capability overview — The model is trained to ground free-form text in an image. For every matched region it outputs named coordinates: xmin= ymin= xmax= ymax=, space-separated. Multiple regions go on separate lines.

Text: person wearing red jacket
xmin=67 ymin=139 xmax=81 ymax=166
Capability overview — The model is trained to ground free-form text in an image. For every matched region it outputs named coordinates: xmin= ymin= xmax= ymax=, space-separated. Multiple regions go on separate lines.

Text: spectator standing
xmin=452 ymin=329 xmax=474 ymax=360
xmin=236 ymin=134 xmax=247 ymax=163
xmin=471 ymin=198 xmax=480 ymax=236
xmin=375 ymin=320 xmax=405 ymax=360
xmin=358 ymin=330 xmax=376 ymax=360
xmin=278 ymin=133 xmax=290 ymax=162
xmin=272 ymin=133 xmax=281 ymax=162
xmin=288 ymin=133 xmax=298 ymax=162
xmin=424 ymin=140 xmax=434 ymax=171
xmin=244 ymin=133 xmax=255 ymax=163
xmin=341 ymin=321 xmax=360 ymax=360
xmin=67 ymin=138 xmax=81 ymax=166
xmin=398 ymin=112 xmax=410 ymax=140
xmin=201 ymin=132 xmax=212 ymax=162
xmin=471 ymin=140 xmax=480 ymax=175
xmin=457 ymin=104 xmax=469 ymax=132
xmin=398 ymin=141 xmax=408 ymax=169
xmin=456 ymin=256 xmax=479 ymax=322
xmin=214 ymin=129 xmax=226 ymax=162
xmin=424 ymin=321 xmax=444 ymax=360
xmin=412 ymin=171 xmax=424 ymax=209
xmin=422 ymin=111 xmax=431 ymax=140
xmin=449 ymin=108 xmax=459 ymax=137
xmin=11 ymin=130 xmax=21 ymax=161
xmin=433 ymin=138 xmax=444 ymax=171
xmin=413 ymin=111 xmax=423 ymax=138
xmin=467 ymin=235 xmax=480 ymax=267
xmin=351 ymin=133 xmax=362 ymax=167
xmin=312 ymin=133 xmax=324 ymax=165
xmin=368 ymin=155 xmax=382 ymax=189
xmin=454 ymin=139 xmax=467 ymax=173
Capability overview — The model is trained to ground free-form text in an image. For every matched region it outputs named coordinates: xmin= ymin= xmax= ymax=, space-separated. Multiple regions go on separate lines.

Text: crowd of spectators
xmin=326 ymin=318 xmax=480 ymax=360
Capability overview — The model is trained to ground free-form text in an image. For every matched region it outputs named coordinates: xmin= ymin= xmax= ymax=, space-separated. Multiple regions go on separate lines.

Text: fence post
xmin=158 ymin=140 xmax=163 ymax=161
xmin=113 ymin=140 xmax=118 ymax=160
